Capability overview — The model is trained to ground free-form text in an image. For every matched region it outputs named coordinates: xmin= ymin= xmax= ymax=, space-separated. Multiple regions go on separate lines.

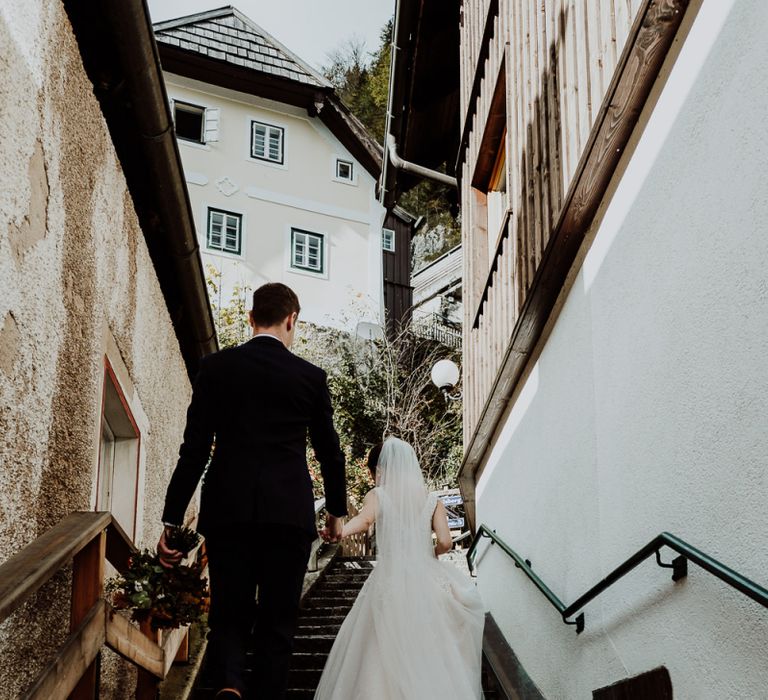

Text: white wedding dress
xmin=314 ymin=438 xmax=485 ymax=699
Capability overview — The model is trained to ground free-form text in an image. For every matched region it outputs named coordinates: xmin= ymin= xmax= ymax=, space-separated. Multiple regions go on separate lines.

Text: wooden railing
xmin=0 ymin=512 xmax=196 ymax=699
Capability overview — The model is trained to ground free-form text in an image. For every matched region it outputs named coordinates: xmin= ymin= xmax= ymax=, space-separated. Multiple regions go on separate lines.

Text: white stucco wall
xmin=474 ymin=2 xmax=768 ymax=698
xmin=166 ymin=76 xmax=385 ymax=330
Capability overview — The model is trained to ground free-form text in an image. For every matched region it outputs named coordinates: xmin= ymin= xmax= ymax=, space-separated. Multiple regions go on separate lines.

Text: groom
xmin=158 ymin=282 xmax=347 ymax=699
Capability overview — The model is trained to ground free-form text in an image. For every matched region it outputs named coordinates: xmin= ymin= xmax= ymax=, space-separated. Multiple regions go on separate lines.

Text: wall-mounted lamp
xmin=431 ymin=359 xmax=462 ymax=401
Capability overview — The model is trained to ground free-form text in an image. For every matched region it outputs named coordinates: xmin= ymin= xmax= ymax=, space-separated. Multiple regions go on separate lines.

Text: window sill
xmin=332 ymin=176 xmax=358 ymax=187
xmin=246 ymin=155 xmax=288 ymax=171
xmin=202 ymin=247 xmax=245 ymax=261
xmin=287 ymin=265 xmax=329 ymax=281
xmin=178 ymin=139 xmax=211 ymax=152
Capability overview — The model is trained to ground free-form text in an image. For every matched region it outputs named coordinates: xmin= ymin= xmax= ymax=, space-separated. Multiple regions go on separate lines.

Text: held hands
xmin=319 ymin=514 xmax=344 ymax=543
xmin=157 ymin=527 xmax=184 ymax=569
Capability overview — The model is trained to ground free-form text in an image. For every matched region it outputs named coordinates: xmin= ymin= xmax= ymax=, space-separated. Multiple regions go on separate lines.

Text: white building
xmin=386 ymin=0 xmax=768 ymax=697
xmin=154 ymin=7 xmax=386 ymax=331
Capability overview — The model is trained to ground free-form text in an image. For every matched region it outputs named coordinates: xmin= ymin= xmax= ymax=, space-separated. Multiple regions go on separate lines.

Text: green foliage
xmin=106 ymin=549 xmax=209 ymax=630
xmin=323 ymin=20 xmax=392 ymax=142
xmin=206 ymin=265 xmax=252 ymax=350
xmin=295 ymin=320 xmax=463 ymax=490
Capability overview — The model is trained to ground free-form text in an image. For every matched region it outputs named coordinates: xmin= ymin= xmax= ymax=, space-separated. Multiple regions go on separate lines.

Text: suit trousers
xmin=204 ymin=523 xmax=313 ymax=698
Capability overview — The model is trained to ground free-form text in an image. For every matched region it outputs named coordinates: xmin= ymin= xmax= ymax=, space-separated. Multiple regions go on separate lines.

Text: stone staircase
xmin=189 ymin=555 xmax=375 ymax=699
xmin=285 ymin=556 xmax=375 ymax=698
xmin=189 ymin=555 xmax=521 ymax=698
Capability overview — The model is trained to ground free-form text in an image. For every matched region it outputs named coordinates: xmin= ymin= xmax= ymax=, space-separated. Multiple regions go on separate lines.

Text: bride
xmin=315 ymin=437 xmax=485 ymax=699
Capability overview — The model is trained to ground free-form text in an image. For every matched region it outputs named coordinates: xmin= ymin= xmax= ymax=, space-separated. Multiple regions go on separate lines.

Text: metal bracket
xmin=565 ymin=612 xmax=585 ymax=634
xmin=655 ymin=549 xmax=688 ymax=581
xmin=514 ymin=558 xmax=532 ymax=569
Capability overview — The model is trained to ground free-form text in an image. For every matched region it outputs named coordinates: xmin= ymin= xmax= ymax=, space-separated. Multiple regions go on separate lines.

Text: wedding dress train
xmin=314 ymin=438 xmax=484 ymax=699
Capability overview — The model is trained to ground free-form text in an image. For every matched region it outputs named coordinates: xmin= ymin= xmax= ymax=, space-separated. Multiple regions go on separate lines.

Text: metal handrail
xmin=467 ymin=525 xmax=768 ymax=634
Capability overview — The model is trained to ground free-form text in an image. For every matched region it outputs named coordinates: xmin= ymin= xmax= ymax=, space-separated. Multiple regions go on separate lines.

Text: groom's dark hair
xmin=251 ymin=283 xmax=301 ymax=327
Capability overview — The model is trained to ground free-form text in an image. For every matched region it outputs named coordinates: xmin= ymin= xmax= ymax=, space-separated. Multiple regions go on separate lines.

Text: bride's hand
xmin=320 ymin=514 xmax=343 ymax=543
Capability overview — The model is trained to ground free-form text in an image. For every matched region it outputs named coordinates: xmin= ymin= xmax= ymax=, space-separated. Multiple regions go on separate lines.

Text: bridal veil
xmin=314 ymin=437 xmax=484 ymax=699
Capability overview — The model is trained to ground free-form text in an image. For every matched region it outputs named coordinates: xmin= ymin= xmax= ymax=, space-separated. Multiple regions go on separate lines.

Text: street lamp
xmin=431 ymin=359 xmax=461 ymax=401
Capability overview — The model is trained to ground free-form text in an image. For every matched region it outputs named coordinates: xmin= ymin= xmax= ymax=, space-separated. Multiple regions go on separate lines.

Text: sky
xmin=147 ymin=0 xmax=395 ymax=71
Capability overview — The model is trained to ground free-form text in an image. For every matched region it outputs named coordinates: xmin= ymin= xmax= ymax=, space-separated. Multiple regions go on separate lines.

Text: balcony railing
xmin=412 ymin=313 xmax=462 ymax=349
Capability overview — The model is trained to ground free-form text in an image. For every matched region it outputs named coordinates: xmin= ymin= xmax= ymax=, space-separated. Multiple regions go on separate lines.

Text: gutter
xmin=64 ymin=0 xmax=218 ymax=377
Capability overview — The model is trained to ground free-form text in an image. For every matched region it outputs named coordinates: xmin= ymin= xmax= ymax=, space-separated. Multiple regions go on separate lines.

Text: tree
xmin=205 ymin=265 xmax=251 ymax=350
xmin=295 ymin=320 xmax=463 ymax=490
xmin=322 ymin=22 xmax=392 ymax=143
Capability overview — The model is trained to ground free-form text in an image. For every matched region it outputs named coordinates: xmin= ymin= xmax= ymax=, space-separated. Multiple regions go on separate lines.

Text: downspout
xmin=386 ymin=134 xmax=458 ymax=188
xmin=380 ymin=1 xmax=458 ymax=202
xmin=379 ymin=0 xmax=401 ymax=205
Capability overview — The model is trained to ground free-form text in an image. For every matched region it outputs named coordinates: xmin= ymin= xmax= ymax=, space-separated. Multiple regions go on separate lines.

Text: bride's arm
xmin=432 ymin=500 xmax=453 ymax=556
xmin=341 ymin=490 xmax=377 ymax=538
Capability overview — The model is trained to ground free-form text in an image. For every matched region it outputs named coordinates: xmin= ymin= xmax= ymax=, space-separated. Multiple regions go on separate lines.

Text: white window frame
xmin=331 ymin=154 xmax=358 ymax=186
xmin=96 ymin=363 xmax=141 ymax=540
xmin=206 ymin=208 xmax=243 ymax=256
xmin=336 ymin=159 xmax=354 ymax=181
xmin=251 ymin=120 xmax=285 ymax=165
xmin=382 ymin=227 xmax=396 ymax=252
xmin=291 ymin=228 xmax=324 ymax=273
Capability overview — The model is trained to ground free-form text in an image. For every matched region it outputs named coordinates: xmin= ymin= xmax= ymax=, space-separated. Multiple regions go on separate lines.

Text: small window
xmin=207 ymin=209 xmax=242 ymax=255
xmin=97 ymin=365 xmax=140 ymax=539
xmin=291 ymin=229 xmax=324 ymax=273
xmin=336 ymin=159 xmax=354 ymax=181
xmin=251 ymin=121 xmax=284 ymax=164
xmin=382 ymin=228 xmax=396 ymax=252
xmin=174 ymin=101 xmax=206 ymax=143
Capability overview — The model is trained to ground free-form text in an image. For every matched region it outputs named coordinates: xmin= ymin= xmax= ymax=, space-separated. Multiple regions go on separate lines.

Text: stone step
xmin=287 ymin=652 xmax=327 ymax=670
xmin=295 ymin=623 xmax=343 ymax=636
xmin=299 ymin=606 xmax=355 ymax=620
xmin=303 ymin=596 xmax=356 ymax=608
xmin=293 ymin=634 xmax=336 ymax=653
xmin=313 ymin=582 xmax=366 ymax=592
xmin=286 ymin=668 xmax=323 ymax=688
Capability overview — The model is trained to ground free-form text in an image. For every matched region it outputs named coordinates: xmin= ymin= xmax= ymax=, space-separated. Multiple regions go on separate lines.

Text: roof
xmin=153 ymin=6 xmax=382 ymax=178
xmin=63 ymin=0 xmax=218 ymax=378
xmin=382 ymin=0 xmax=461 ymax=208
xmin=154 ymin=6 xmax=332 ymax=90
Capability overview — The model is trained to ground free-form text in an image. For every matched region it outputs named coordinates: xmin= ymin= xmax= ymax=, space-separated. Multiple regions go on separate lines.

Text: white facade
xmin=166 ymin=75 xmax=386 ymax=330
xmin=473 ymin=2 xmax=768 ymax=698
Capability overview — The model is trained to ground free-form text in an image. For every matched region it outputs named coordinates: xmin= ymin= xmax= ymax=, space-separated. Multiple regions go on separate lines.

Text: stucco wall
xmin=0 ymin=2 xmax=193 ymax=696
xmin=474 ymin=2 xmax=768 ymax=698
xmin=167 ymin=77 xmax=385 ymax=330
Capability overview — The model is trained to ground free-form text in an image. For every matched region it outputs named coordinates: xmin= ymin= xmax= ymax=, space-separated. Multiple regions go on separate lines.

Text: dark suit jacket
xmin=162 ymin=335 xmax=347 ymax=537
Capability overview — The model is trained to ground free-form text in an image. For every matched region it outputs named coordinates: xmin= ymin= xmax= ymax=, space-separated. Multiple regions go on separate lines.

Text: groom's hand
xmin=157 ymin=527 xmax=183 ymax=568
xmin=320 ymin=514 xmax=343 ymax=543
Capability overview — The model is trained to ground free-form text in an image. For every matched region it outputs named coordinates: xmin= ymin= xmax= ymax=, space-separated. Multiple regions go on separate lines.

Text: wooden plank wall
xmin=382 ymin=212 xmax=414 ymax=330
xmin=461 ymin=0 xmax=645 ymax=442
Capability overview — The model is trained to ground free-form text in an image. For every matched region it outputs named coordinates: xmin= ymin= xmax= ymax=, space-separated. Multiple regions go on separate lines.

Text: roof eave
xmin=63 ymin=0 xmax=218 ymax=379
xmin=158 ymin=43 xmax=382 ymax=179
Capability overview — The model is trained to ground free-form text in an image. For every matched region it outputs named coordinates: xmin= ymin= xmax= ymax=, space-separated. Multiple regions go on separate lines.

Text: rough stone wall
xmin=0 ymin=2 xmax=193 ymax=697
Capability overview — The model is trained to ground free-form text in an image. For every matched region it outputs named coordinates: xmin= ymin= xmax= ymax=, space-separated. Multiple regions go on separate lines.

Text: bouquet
xmin=107 ymin=526 xmax=210 ymax=630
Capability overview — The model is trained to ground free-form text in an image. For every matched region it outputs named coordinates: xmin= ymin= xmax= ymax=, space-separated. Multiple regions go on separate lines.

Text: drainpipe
xmin=380 ymin=0 xmax=458 ymax=201
xmin=386 ymin=134 xmax=458 ymax=188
